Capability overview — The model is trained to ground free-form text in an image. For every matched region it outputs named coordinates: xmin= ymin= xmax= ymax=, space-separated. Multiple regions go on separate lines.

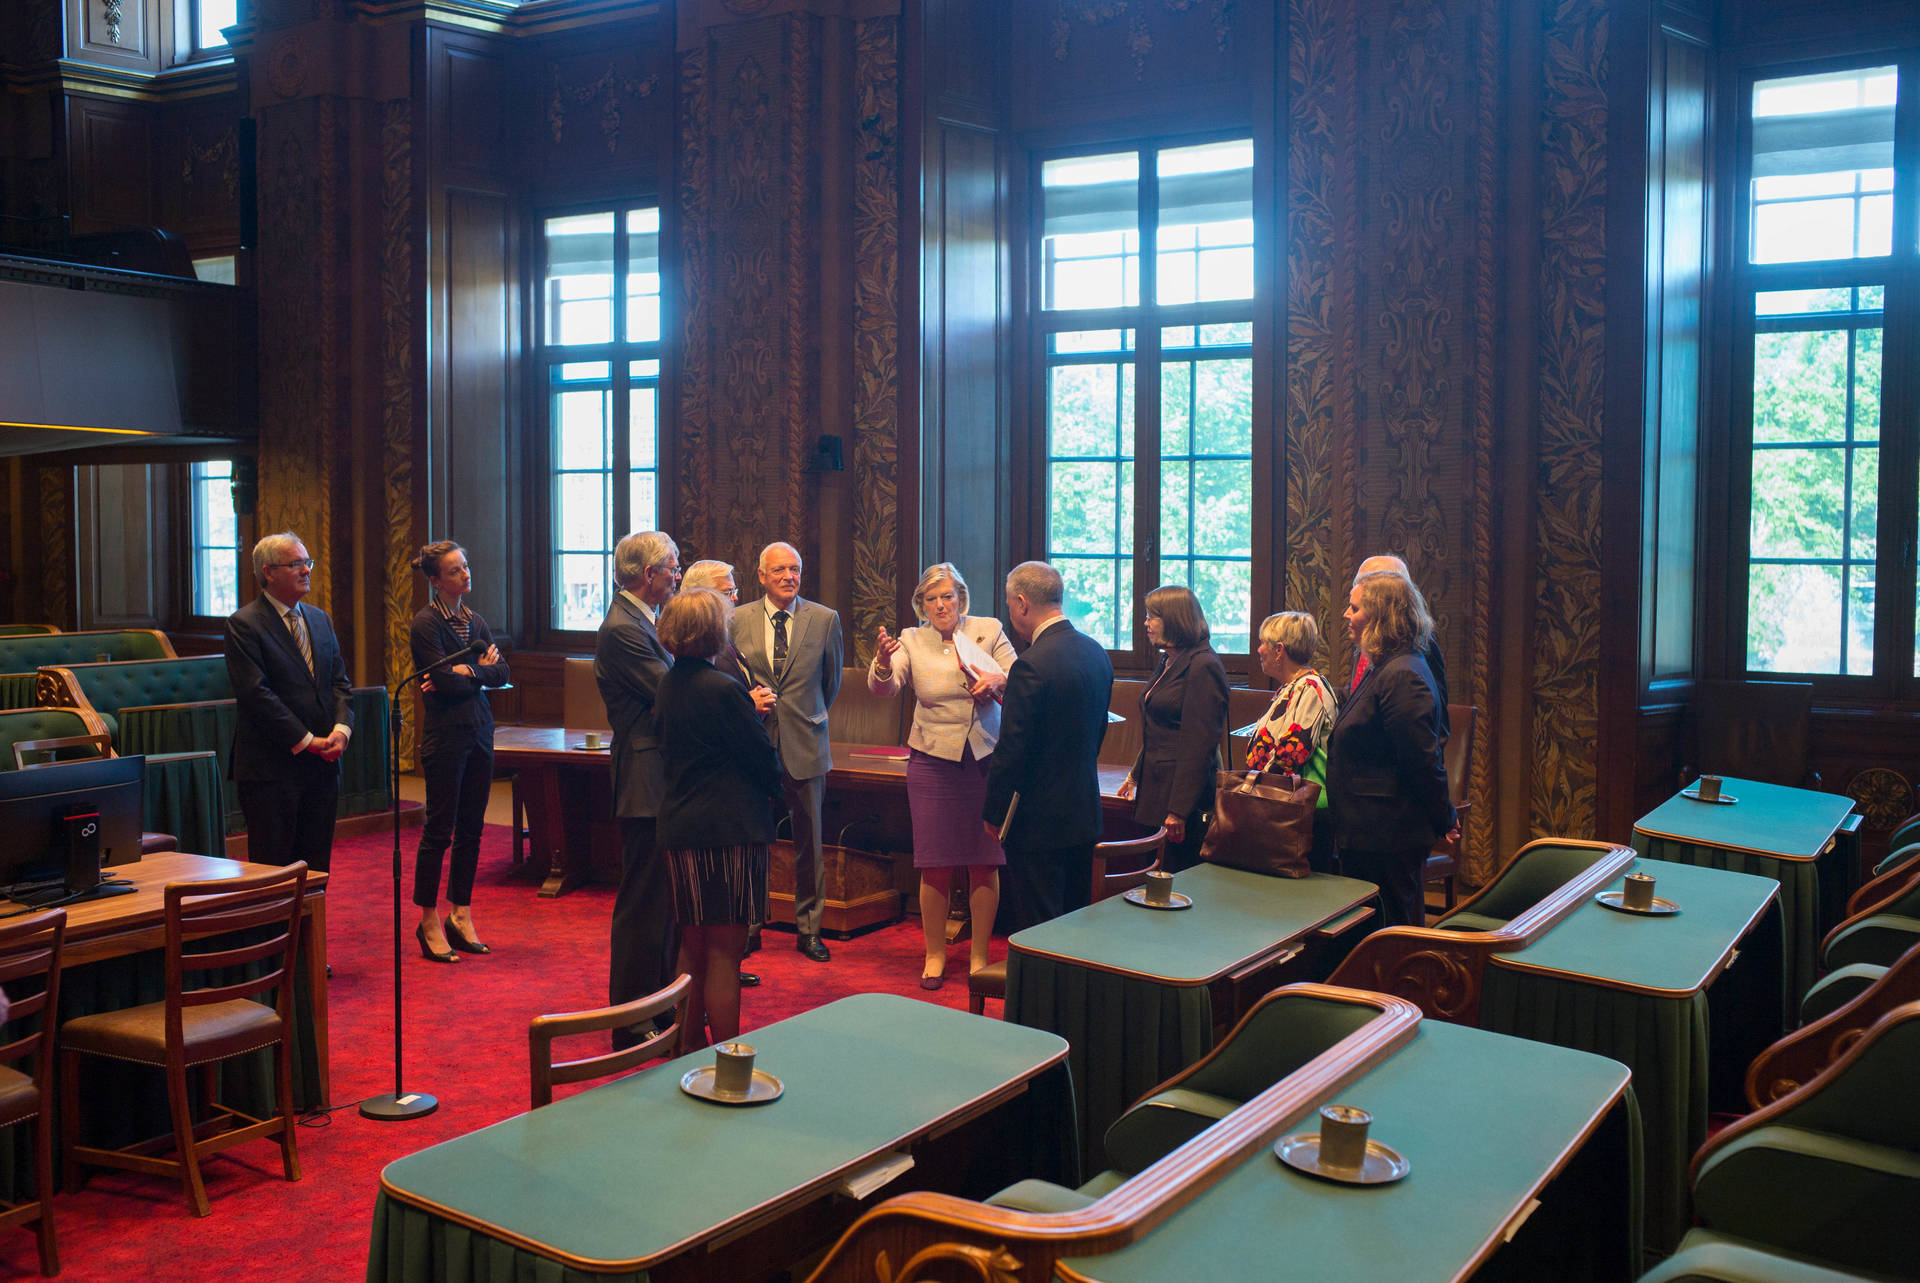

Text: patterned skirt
xmin=661 ymin=843 xmax=770 ymax=927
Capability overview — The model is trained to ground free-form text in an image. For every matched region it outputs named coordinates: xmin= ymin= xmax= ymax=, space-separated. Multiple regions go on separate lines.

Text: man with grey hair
xmin=1350 ymin=554 xmax=1449 ymax=739
xmin=983 ymin=561 xmax=1114 ymax=931
xmin=731 ymin=541 xmax=843 ymax=962
xmin=595 ymin=530 xmax=682 ymax=1045
xmin=225 ymin=531 xmax=354 ymax=872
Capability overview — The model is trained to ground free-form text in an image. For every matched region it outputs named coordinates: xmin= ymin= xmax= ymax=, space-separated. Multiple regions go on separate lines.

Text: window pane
xmin=626 ymin=207 xmax=662 ymax=343
xmin=1059 ymin=556 xmax=1132 ymax=653
xmin=190 ymin=460 xmax=239 ymax=617
xmin=555 ymin=554 xmax=611 ymax=632
xmin=1157 ymin=140 xmax=1253 ymax=304
xmin=1748 ymin=562 xmax=1842 ymax=673
xmin=554 ymin=388 xmax=610 ymax=470
xmin=556 ymin=474 xmax=609 ymax=551
xmin=1051 ymin=463 xmax=1126 ymax=556
xmin=1854 ymin=328 xmax=1881 ymax=442
xmin=1753 ymin=329 xmax=1849 ymax=443
xmin=198 ymin=0 xmax=237 ymax=48
xmin=545 ymin=213 xmax=615 ymax=343
xmin=1749 ymin=66 xmax=1897 ymax=264
xmin=628 ymin=472 xmax=657 ymax=533
xmin=630 ymin=381 xmax=658 ymax=471
xmin=1751 ymin=448 xmax=1845 ymax=558
xmin=1042 ymin=153 xmax=1140 ymax=310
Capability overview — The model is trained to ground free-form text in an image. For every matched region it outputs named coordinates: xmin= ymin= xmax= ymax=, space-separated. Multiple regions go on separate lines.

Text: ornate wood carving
xmin=380 ymin=99 xmax=417 ymax=769
xmin=1463 ymin=0 xmax=1500 ymax=883
xmin=875 ymin=1241 xmax=1022 ymax=1283
xmin=179 ymin=122 xmax=240 ymax=203
xmin=1531 ymin=0 xmax=1610 ymax=838
xmin=546 ymin=61 xmax=659 ymax=154
xmin=34 ymin=464 xmax=72 ymax=629
xmin=676 ymin=43 xmax=715 ymax=557
xmin=848 ymin=17 xmax=899 ymax=669
xmin=1046 ymin=0 xmax=1233 ymax=77
xmin=1847 ymin=767 xmax=1913 ymax=832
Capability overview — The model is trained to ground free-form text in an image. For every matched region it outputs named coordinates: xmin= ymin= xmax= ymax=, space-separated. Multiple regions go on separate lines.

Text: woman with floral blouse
xmin=1246 ymin=610 xmax=1339 ymax=872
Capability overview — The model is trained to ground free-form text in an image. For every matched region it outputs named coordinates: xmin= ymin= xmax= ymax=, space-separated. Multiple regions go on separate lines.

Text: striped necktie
xmin=772 ymin=610 xmax=789 ymax=668
xmin=287 ymin=606 xmax=314 ymax=674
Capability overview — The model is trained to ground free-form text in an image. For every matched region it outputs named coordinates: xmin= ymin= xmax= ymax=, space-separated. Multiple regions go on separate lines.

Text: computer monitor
xmin=0 ymin=754 xmax=145 ymax=905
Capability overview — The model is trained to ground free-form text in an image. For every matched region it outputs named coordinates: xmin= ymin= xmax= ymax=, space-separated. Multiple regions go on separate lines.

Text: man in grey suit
xmin=731 ymin=541 xmax=843 ymax=962
xmin=595 ymin=530 xmax=681 ymax=1046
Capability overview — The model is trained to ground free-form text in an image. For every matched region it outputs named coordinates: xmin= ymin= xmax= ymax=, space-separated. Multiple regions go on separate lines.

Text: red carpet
xmin=0 ymin=826 xmax=1001 ymax=1281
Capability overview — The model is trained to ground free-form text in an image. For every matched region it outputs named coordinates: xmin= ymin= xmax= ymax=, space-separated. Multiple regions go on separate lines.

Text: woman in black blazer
xmin=1118 ymin=585 xmax=1229 ymax=873
xmin=1326 ymin=571 xmax=1456 ymax=929
xmin=654 ymin=588 xmax=782 ymax=1048
xmin=409 ymin=541 xmax=508 ymax=962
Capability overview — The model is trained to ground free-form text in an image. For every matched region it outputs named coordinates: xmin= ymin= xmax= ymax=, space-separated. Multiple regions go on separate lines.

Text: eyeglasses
xmin=270 ymin=559 xmax=316 ymax=571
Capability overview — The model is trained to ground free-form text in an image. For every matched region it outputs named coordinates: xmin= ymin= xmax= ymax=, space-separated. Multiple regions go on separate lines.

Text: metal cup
xmin=584 ymin=730 xmax=603 ymax=750
xmin=713 ymin=1041 xmax=756 ymax=1096
xmin=1623 ymin=871 xmax=1657 ymax=910
xmin=1696 ymin=774 xmax=1722 ymax=802
xmin=1144 ymin=870 xmax=1175 ymax=905
xmin=1318 ymin=1104 xmax=1372 ymax=1172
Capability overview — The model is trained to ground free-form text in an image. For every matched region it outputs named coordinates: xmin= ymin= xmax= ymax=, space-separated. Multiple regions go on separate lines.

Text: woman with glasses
xmin=409 ymin=540 xmax=509 ymax=962
xmin=1118 ymin=586 xmax=1229 ymax=874
xmin=869 ymin=563 xmax=1016 ymax=988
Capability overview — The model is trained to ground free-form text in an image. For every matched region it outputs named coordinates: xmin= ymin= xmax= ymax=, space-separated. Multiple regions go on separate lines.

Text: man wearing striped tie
xmin=226 ymin=531 xmax=355 ymax=872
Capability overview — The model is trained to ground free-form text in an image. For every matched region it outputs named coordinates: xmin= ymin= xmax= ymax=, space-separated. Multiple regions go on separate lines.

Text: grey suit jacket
xmin=594 ymin=592 xmax=671 ymax=818
xmin=731 ymin=595 xmax=844 ymax=781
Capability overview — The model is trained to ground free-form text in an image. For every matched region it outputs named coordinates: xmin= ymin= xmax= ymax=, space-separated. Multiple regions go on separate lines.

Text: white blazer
xmin=867 ymin=617 xmax=1018 ymax=763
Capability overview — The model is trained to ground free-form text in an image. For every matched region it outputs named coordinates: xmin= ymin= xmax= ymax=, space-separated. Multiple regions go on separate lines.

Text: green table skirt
xmin=0 ymin=937 xmax=322 ymax=1200
xmin=1006 ymin=950 xmax=1209 ymax=1177
xmin=142 ymin=750 xmax=225 ymax=857
xmin=0 ymin=673 xmax=35 ymax=710
xmin=367 ymin=1199 xmax=636 ymax=1283
xmin=1637 ymin=835 xmax=1838 ymax=1020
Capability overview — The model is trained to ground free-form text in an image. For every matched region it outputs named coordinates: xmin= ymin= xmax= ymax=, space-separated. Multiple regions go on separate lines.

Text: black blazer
xmin=654 ymin=658 xmax=782 ymax=849
xmin=594 ymin=593 xmax=672 ymax=819
xmin=225 ymin=593 xmax=354 ymax=784
xmin=1130 ymin=645 xmax=1229 ymax=826
xmin=1326 ymin=648 xmax=1455 ymax=852
xmin=408 ymin=605 xmax=508 ymax=743
xmin=983 ymin=619 xmax=1115 ymax=851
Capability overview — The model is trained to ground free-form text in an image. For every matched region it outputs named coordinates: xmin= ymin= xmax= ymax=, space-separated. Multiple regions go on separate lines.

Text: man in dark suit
xmin=595 ymin=530 xmax=681 ymax=1045
xmin=226 ymin=532 xmax=354 ymax=873
xmin=731 ymin=542 xmax=843 ymax=963
xmin=1348 ymin=554 xmax=1448 ymax=740
xmin=983 ymin=561 xmax=1115 ymax=932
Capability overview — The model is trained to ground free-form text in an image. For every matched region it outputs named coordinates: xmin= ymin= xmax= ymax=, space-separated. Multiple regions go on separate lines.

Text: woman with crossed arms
xmin=869 ymin=563 xmax=1015 ymax=988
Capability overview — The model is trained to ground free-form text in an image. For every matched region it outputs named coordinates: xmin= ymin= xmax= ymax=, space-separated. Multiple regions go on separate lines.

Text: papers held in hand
xmin=997 ymin=791 xmax=1020 ymax=844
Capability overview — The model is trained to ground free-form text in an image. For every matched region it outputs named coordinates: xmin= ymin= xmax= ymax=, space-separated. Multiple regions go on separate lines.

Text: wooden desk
xmin=368 ymin=994 xmax=1073 ymax=1283
xmin=1006 ymin=864 xmax=1378 ymax=1174
xmin=1634 ymin=776 xmax=1857 ymax=1013
xmin=1482 ymin=858 xmax=1782 ymax=1254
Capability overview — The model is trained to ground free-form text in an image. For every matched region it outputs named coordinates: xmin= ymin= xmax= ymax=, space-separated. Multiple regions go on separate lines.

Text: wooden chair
xmin=59 ymin=863 xmax=307 ymax=1217
xmin=9 ymin=733 xmax=113 ymax=771
xmin=968 ymin=828 xmax=1169 ymax=1016
xmin=1423 ymin=703 xmax=1477 ymax=910
xmin=1747 ymin=941 xmax=1920 ymax=1109
xmin=529 ymin=973 xmax=692 ymax=1109
xmin=561 ymin=657 xmax=610 ymax=731
xmin=1846 ymin=840 xmax=1919 ymax=918
xmin=0 ymin=910 xmax=65 ymax=1276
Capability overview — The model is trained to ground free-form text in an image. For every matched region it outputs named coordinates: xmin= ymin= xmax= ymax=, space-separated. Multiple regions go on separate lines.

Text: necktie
xmin=772 ymin=610 xmax=789 ymax=668
xmin=1350 ymin=652 xmax=1369 ymax=693
xmin=288 ymin=606 xmax=314 ymax=674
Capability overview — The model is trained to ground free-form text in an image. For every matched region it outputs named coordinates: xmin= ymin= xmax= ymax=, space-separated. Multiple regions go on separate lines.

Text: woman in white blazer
xmin=870 ymin=563 xmax=1017 ymax=988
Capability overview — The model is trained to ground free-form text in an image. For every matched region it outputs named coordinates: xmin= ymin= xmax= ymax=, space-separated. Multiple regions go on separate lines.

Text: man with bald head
xmin=1350 ymin=555 xmax=1448 ymax=740
xmin=731 ymin=542 xmax=843 ymax=962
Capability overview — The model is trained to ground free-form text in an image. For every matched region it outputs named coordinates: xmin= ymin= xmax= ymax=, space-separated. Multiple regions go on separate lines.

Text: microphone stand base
xmin=360 ymin=1091 xmax=439 ymax=1121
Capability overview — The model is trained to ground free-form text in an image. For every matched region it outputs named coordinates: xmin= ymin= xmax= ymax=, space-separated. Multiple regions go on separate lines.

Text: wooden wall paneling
xmin=67 ymin=0 xmax=158 ymax=71
xmin=524 ymin=15 xmax=671 ymax=204
xmin=154 ymin=92 xmax=245 ymax=251
xmin=1009 ymin=0 xmax=1254 ymax=138
xmin=76 ymin=462 xmax=174 ymax=628
xmin=64 ymin=94 xmax=154 ymax=234
xmin=442 ymin=189 xmax=518 ymax=634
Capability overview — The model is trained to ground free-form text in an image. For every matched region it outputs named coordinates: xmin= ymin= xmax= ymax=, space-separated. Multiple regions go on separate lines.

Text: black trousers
xmin=609 ymin=816 xmax=678 ymax=1046
xmin=1339 ymin=846 xmax=1427 ymax=930
xmin=237 ymin=765 xmax=340 ymax=873
xmin=1158 ymin=806 xmax=1212 ymax=874
xmin=413 ymin=732 xmax=492 ymax=908
xmin=1003 ymin=841 xmax=1095 ymax=934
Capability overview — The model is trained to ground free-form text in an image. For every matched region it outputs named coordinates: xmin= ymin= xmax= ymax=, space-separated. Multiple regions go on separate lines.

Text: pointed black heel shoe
xmin=416 ymin=923 xmax=458 ymax=963
xmin=444 ymin=917 xmax=491 ymax=955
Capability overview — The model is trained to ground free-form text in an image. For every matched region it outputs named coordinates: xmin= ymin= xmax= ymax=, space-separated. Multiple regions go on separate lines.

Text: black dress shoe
xmin=444 ymin=917 xmax=491 ymax=955
xmin=796 ymin=933 xmax=831 ymax=963
xmin=738 ymin=971 xmax=761 ymax=987
xmin=415 ymin=924 xmax=458 ymax=964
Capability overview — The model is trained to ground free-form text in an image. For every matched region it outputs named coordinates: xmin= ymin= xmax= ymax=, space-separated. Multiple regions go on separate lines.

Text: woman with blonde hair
xmin=870 ymin=563 xmax=1016 ymax=987
xmin=1246 ymin=610 xmax=1338 ymax=871
xmin=1326 ymin=572 xmax=1455 ymax=928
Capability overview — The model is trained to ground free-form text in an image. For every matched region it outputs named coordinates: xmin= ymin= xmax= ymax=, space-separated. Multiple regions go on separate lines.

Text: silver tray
xmin=1680 ymin=789 xmax=1737 ymax=805
xmin=1594 ymin=890 xmax=1681 ymax=916
xmin=1122 ymin=887 xmax=1193 ymax=911
xmin=568 ymin=743 xmax=611 ymax=753
xmin=680 ymin=1065 xmax=784 ymax=1105
xmin=1275 ymin=1132 xmax=1410 ymax=1185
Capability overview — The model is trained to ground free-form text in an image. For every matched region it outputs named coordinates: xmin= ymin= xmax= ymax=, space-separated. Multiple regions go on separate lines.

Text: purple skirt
xmin=907 ymin=746 xmax=1006 ymax=869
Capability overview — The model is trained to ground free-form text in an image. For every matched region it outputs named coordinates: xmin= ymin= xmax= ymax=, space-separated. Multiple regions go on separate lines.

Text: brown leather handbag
xmin=1199 ymin=770 xmax=1320 ymax=879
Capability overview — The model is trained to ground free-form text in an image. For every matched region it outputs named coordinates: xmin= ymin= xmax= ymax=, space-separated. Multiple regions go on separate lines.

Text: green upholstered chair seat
xmin=1436 ymin=910 xmax=1507 ymax=933
xmin=0 ymin=630 xmax=170 ymax=674
xmin=1872 ymin=842 xmax=1918 ymax=880
xmin=1640 ymin=1230 xmax=1904 ymax=1283
xmin=1102 ymin=1088 xmax=1239 ymax=1175
xmin=1823 ymin=914 xmax=1920 ymax=971
xmin=1444 ymin=840 xmax=1617 ymax=924
xmin=1798 ymin=964 xmax=1887 ymax=1026
xmin=983 ymin=1167 xmax=1128 ymax=1214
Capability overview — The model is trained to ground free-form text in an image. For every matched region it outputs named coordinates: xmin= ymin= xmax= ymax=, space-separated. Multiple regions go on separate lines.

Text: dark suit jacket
xmin=1326 ymin=648 xmax=1455 ymax=852
xmin=1354 ymin=635 xmax=1450 ymax=741
xmin=983 ymin=619 xmax=1115 ymax=850
xmin=1130 ymin=644 xmax=1229 ymax=826
xmin=225 ymin=593 xmax=354 ymax=784
xmin=654 ymin=658 xmax=782 ymax=849
xmin=409 ymin=605 xmax=509 ymax=745
xmin=594 ymin=593 xmax=671 ymax=819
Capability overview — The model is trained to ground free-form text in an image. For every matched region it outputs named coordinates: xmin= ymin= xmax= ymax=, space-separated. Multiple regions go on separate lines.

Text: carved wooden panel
xmin=155 ymin=95 xmax=245 ymax=249
xmin=1011 ymin=0 xmax=1251 ymax=133
xmin=66 ymin=96 xmax=153 ymax=235
xmin=70 ymin=0 xmax=156 ymax=68
xmin=849 ymin=17 xmax=901 ymax=667
xmin=527 ymin=19 xmax=670 ymax=194
xmin=444 ymin=42 xmax=508 ymax=180
xmin=381 ymin=99 xmax=418 ymax=767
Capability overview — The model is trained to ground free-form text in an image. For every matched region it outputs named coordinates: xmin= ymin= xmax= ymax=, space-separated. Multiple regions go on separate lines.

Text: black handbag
xmin=1199 ymin=770 xmax=1320 ymax=879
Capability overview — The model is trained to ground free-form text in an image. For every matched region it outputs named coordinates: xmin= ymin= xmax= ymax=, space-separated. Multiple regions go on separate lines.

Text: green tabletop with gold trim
xmin=1053 ymin=1019 xmax=1641 ymax=1283
xmin=1483 ymin=859 xmax=1782 ymax=1256
xmin=1633 ymin=776 xmax=1857 ymax=1014
xmin=1006 ymin=864 xmax=1377 ymax=1175
xmin=368 ymin=993 xmax=1074 ymax=1283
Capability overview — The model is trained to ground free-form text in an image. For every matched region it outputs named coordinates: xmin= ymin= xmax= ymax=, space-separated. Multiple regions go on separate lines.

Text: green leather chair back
xmin=0 ymin=625 xmax=58 ymax=637
xmin=0 ymin=629 xmax=171 ymax=673
xmin=54 ymin=656 xmax=233 ymax=740
xmin=1440 ymin=840 xmax=1618 ymax=928
xmin=0 ymin=707 xmax=104 ymax=771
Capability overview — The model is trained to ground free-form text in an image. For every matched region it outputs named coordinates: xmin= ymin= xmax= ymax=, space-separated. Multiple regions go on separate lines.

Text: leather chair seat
xmin=1435 ymin=910 xmax=1507 ymax=933
xmin=1640 ymin=1230 xmax=1901 ymax=1282
xmin=61 ymin=998 xmax=281 ymax=1067
xmin=0 ymin=1066 xmax=39 ymax=1129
